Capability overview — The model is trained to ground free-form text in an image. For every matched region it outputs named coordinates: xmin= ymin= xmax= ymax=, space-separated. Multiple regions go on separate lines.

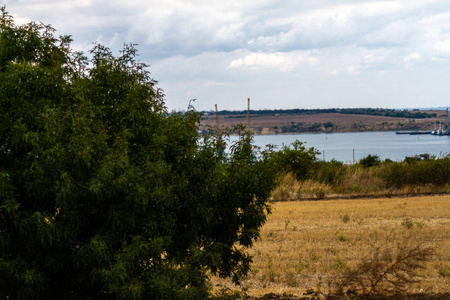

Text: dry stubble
xmin=212 ymin=195 xmax=450 ymax=297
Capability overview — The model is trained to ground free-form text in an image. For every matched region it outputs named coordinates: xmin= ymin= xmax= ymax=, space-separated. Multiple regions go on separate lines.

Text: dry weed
xmin=297 ymin=179 xmax=332 ymax=200
xmin=271 ymin=173 xmax=301 ymax=201
xmin=333 ymin=238 xmax=435 ymax=296
xmin=341 ymin=167 xmax=385 ymax=194
xmin=270 ymin=169 xmax=449 ymax=200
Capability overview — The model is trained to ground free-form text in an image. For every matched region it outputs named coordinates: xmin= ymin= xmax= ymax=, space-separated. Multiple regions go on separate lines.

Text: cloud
xmin=124 ymin=0 xmax=259 ymax=57
xmin=5 ymin=0 xmax=450 ymax=110
xmin=228 ymin=51 xmax=316 ymax=71
xmin=434 ymin=39 xmax=450 ymax=55
xmin=7 ymin=0 xmax=450 ymax=59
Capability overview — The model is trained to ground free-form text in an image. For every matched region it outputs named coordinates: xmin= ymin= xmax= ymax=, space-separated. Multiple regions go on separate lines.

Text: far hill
xmin=199 ymin=108 xmax=448 ymax=135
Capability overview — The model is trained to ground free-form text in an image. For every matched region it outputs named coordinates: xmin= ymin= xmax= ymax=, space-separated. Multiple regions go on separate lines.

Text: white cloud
xmin=435 ymin=39 xmax=450 ymax=54
xmin=404 ymin=53 xmax=421 ymax=61
xmin=228 ymin=51 xmax=317 ymax=71
xmin=229 ymin=52 xmax=292 ymax=70
xmin=350 ymin=1 xmax=404 ymax=17
xmin=5 ymin=0 xmax=450 ymax=110
xmin=363 ymin=54 xmax=385 ymax=65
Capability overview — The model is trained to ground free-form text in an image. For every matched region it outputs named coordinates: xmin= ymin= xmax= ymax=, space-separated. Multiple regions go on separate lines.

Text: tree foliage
xmin=0 ymin=7 xmax=277 ymax=299
xmin=359 ymin=154 xmax=381 ymax=168
xmin=272 ymin=140 xmax=319 ymax=180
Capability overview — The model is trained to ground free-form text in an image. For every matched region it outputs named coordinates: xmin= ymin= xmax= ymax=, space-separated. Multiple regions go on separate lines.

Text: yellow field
xmin=212 ymin=195 xmax=450 ymax=297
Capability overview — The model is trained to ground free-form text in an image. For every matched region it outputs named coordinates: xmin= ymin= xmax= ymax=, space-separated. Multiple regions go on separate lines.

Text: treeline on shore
xmin=204 ymin=108 xmax=437 ymax=119
xmin=270 ymin=142 xmax=450 ymax=201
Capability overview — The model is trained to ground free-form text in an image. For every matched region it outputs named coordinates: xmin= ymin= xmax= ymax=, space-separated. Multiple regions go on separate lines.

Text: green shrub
xmin=341 ymin=214 xmax=350 ymax=223
xmin=381 ymin=157 xmax=450 ymax=187
xmin=438 ymin=267 xmax=450 ymax=278
xmin=313 ymin=159 xmax=346 ymax=186
xmin=272 ymin=140 xmax=319 ymax=180
xmin=337 ymin=233 xmax=347 ymax=242
xmin=359 ymin=154 xmax=381 ymax=168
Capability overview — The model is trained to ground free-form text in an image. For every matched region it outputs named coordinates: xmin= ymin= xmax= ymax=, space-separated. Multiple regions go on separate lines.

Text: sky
xmin=4 ymin=0 xmax=450 ymax=111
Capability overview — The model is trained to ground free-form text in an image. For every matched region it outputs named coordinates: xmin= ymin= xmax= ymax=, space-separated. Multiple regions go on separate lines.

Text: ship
xmin=397 ymin=108 xmax=450 ymax=136
xmin=431 ymin=108 xmax=450 ymax=135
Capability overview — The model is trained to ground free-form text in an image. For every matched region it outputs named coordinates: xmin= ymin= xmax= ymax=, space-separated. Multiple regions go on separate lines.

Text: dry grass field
xmin=212 ymin=195 xmax=450 ymax=298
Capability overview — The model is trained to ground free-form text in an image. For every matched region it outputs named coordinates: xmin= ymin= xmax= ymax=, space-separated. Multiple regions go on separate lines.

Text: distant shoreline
xmin=199 ymin=109 xmax=449 ymax=135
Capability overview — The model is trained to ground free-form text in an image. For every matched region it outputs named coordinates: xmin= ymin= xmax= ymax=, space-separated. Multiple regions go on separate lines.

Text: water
xmin=233 ymin=132 xmax=450 ymax=163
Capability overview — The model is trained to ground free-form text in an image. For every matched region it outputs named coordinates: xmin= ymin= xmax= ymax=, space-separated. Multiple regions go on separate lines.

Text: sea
xmin=231 ymin=131 xmax=450 ymax=163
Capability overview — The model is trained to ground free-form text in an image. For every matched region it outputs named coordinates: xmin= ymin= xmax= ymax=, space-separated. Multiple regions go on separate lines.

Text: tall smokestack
xmin=215 ymin=104 xmax=219 ymax=131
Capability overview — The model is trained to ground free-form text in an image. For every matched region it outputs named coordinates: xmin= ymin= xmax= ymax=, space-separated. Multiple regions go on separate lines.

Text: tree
xmin=0 ymin=7 xmax=277 ymax=299
xmin=323 ymin=121 xmax=334 ymax=129
xmin=359 ymin=154 xmax=381 ymax=168
xmin=272 ymin=140 xmax=319 ymax=180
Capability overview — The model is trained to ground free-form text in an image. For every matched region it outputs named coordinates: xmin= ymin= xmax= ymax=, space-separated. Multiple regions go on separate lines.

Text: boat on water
xmin=398 ymin=108 xmax=450 ymax=136
xmin=431 ymin=130 xmax=450 ymax=136
xmin=395 ymin=131 xmax=432 ymax=135
xmin=431 ymin=108 xmax=450 ymax=135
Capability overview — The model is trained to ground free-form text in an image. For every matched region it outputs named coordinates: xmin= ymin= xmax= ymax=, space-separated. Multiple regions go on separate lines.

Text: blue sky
xmin=4 ymin=0 xmax=450 ymax=111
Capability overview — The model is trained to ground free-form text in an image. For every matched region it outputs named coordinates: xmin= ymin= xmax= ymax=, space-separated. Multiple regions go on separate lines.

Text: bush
xmin=0 ymin=8 xmax=277 ymax=299
xmin=272 ymin=140 xmax=319 ymax=180
xmin=381 ymin=157 xmax=450 ymax=188
xmin=359 ymin=154 xmax=381 ymax=168
xmin=313 ymin=159 xmax=345 ymax=186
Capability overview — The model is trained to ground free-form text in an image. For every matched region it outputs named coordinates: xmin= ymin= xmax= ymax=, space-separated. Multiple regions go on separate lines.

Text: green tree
xmin=313 ymin=159 xmax=345 ymax=185
xmin=0 ymin=8 xmax=277 ymax=299
xmin=272 ymin=140 xmax=319 ymax=180
xmin=359 ymin=154 xmax=381 ymax=168
xmin=323 ymin=121 xmax=334 ymax=129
